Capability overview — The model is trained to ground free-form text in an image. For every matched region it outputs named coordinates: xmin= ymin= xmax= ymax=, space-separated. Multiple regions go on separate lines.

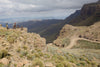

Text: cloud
xmin=0 ymin=0 xmax=98 ymax=22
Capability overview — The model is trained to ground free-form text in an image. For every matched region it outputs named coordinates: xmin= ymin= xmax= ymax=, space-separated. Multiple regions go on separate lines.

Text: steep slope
xmin=18 ymin=1 xmax=100 ymax=43
xmin=53 ymin=21 xmax=100 ymax=48
xmin=18 ymin=19 xmax=65 ymax=43
xmin=18 ymin=10 xmax=81 ymax=43
xmin=67 ymin=1 xmax=100 ymax=26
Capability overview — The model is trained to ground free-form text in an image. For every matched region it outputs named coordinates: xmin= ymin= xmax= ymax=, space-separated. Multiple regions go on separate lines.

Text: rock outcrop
xmin=0 ymin=26 xmax=46 ymax=66
xmin=67 ymin=0 xmax=100 ymax=26
xmin=81 ymin=1 xmax=100 ymax=17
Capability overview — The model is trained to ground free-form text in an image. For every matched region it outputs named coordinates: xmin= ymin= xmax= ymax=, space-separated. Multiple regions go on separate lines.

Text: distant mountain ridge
xmin=18 ymin=19 xmax=64 ymax=43
xmin=19 ymin=10 xmax=81 ymax=43
xmin=19 ymin=1 xmax=100 ymax=43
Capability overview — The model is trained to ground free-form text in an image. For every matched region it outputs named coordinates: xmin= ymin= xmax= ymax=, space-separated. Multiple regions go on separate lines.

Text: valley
xmin=0 ymin=0 xmax=100 ymax=67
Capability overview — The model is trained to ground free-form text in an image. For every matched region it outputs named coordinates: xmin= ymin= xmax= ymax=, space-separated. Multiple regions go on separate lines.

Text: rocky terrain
xmin=0 ymin=24 xmax=100 ymax=67
xmin=0 ymin=25 xmax=46 ymax=67
xmin=54 ymin=21 xmax=100 ymax=47
xmin=52 ymin=21 xmax=100 ymax=66
xmin=0 ymin=1 xmax=100 ymax=67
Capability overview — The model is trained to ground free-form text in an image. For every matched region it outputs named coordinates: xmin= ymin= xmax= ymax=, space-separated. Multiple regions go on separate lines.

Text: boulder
xmin=0 ymin=58 xmax=9 ymax=65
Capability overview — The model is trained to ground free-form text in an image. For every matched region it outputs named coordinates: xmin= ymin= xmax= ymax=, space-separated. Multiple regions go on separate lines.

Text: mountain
xmin=0 ymin=1 xmax=100 ymax=67
xmin=18 ymin=1 xmax=100 ymax=43
xmin=18 ymin=19 xmax=65 ymax=43
xmin=18 ymin=10 xmax=80 ymax=43
xmin=67 ymin=1 xmax=100 ymax=26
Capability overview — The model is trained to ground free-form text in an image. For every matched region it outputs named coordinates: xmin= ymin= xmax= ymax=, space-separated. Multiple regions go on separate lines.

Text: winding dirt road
xmin=66 ymin=36 xmax=100 ymax=49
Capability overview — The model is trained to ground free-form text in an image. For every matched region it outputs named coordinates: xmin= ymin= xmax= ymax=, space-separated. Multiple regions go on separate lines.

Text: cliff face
xmin=67 ymin=1 xmax=100 ymax=26
xmin=81 ymin=2 xmax=100 ymax=17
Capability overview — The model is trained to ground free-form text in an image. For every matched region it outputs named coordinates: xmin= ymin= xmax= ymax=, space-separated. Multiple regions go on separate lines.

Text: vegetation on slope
xmin=0 ymin=26 xmax=100 ymax=67
xmin=73 ymin=40 xmax=100 ymax=49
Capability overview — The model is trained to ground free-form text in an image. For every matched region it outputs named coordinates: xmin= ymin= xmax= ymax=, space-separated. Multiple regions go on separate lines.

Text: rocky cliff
xmin=81 ymin=1 xmax=100 ymax=17
xmin=68 ymin=1 xmax=100 ymax=26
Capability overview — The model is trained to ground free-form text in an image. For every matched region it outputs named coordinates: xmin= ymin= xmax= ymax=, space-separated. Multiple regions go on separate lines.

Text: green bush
xmin=43 ymin=54 xmax=50 ymax=58
xmin=33 ymin=53 xmax=40 ymax=58
xmin=38 ymin=52 xmax=44 ymax=57
xmin=17 ymin=48 xmax=21 ymax=53
xmin=32 ymin=58 xmax=44 ymax=67
xmin=52 ymin=55 xmax=65 ymax=61
xmin=20 ymin=50 xmax=28 ymax=57
xmin=56 ymin=63 xmax=64 ymax=67
xmin=80 ymin=61 xmax=86 ymax=66
xmin=62 ymin=61 xmax=72 ymax=67
xmin=0 ymin=50 xmax=9 ymax=59
xmin=0 ymin=63 xmax=4 ymax=67
xmin=23 ymin=45 xmax=27 ymax=50
xmin=73 ymin=40 xmax=100 ymax=49
xmin=91 ymin=61 xmax=97 ymax=67
xmin=6 ymin=32 xmax=20 ymax=44
xmin=27 ymin=54 xmax=34 ymax=60
xmin=62 ymin=38 xmax=70 ymax=47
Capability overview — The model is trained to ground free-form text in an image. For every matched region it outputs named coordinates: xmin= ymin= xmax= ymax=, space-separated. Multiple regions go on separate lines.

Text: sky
xmin=0 ymin=0 xmax=98 ymax=23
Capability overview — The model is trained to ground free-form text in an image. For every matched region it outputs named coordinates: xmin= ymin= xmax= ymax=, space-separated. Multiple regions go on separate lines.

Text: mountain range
xmin=18 ymin=1 xmax=100 ymax=43
xmin=0 ymin=1 xmax=100 ymax=67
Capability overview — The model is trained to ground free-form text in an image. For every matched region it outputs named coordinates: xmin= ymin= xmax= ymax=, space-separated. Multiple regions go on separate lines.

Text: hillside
xmin=18 ymin=19 xmax=64 ymax=43
xmin=0 ymin=25 xmax=100 ymax=67
xmin=53 ymin=21 xmax=100 ymax=48
xmin=18 ymin=1 xmax=100 ymax=43
xmin=18 ymin=9 xmax=81 ymax=43
xmin=52 ymin=21 xmax=100 ymax=66
xmin=67 ymin=1 xmax=100 ymax=26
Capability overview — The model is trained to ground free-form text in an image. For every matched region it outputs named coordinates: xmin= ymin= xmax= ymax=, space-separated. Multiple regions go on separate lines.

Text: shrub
xmin=32 ymin=58 xmax=44 ymax=67
xmin=6 ymin=32 xmax=19 ymax=44
xmin=17 ymin=48 xmax=21 ymax=53
xmin=14 ymin=64 xmax=17 ymax=67
xmin=43 ymin=54 xmax=50 ymax=58
xmin=66 ymin=63 xmax=72 ymax=67
xmin=23 ymin=45 xmax=27 ymax=50
xmin=76 ymin=63 xmax=81 ymax=66
xmin=65 ymin=54 xmax=76 ymax=63
xmin=33 ymin=53 xmax=40 ymax=58
xmin=91 ymin=61 xmax=97 ymax=67
xmin=39 ymin=52 xmax=44 ymax=56
xmin=62 ymin=38 xmax=70 ymax=47
xmin=73 ymin=40 xmax=100 ymax=49
xmin=56 ymin=63 xmax=64 ymax=67
xmin=27 ymin=54 xmax=34 ymax=60
xmin=80 ymin=61 xmax=86 ymax=66
xmin=52 ymin=55 xmax=65 ymax=61
xmin=31 ymin=50 xmax=35 ymax=53
xmin=20 ymin=50 xmax=28 ymax=57
xmin=79 ymin=56 xmax=90 ymax=64
xmin=0 ymin=50 xmax=9 ymax=59
xmin=62 ymin=61 xmax=72 ymax=67
xmin=0 ymin=63 xmax=4 ymax=67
